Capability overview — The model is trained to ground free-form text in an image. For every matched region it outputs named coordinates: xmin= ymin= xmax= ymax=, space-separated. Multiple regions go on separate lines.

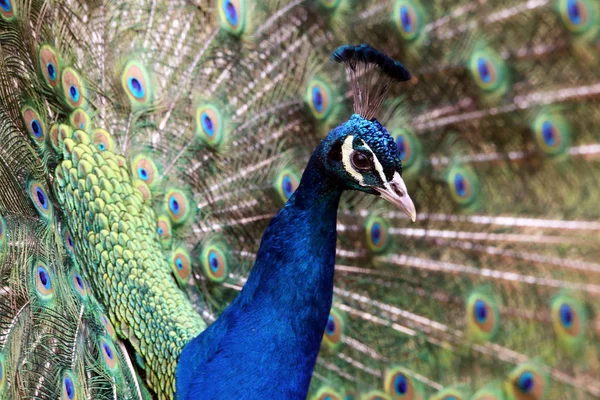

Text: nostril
xmin=390 ymin=182 xmax=404 ymax=197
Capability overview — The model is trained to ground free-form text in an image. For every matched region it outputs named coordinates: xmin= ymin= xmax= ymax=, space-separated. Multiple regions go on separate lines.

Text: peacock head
xmin=320 ymin=113 xmax=416 ymax=222
xmin=321 ymin=44 xmax=416 ymax=221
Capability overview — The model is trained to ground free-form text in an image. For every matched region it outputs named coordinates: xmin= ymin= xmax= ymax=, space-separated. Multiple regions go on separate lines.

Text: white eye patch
xmin=341 ymin=136 xmax=388 ymax=187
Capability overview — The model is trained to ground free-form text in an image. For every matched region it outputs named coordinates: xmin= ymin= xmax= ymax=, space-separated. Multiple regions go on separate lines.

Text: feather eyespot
xmin=532 ymin=111 xmax=570 ymax=157
xmin=157 ymin=216 xmax=173 ymax=248
xmin=21 ymin=106 xmax=46 ymax=143
xmin=165 ymin=189 xmax=192 ymax=224
xmin=63 ymin=229 xmax=74 ymax=253
xmin=100 ymin=338 xmax=118 ymax=370
xmin=202 ymin=245 xmax=229 ymax=283
xmin=558 ymin=0 xmax=595 ymax=33
xmin=391 ymin=129 xmax=423 ymax=177
xmin=275 ymin=169 xmax=300 ymax=203
xmin=322 ymin=308 xmax=345 ymax=350
xmin=171 ymin=247 xmax=192 ymax=284
xmin=121 ymin=61 xmax=152 ymax=108
xmin=196 ymin=104 xmax=225 ymax=147
xmin=61 ymin=372 xmax=77 ymax=400
xmin=61 ymin=67 xmax=86 ymax=109
xmin=468 ymin=47 xmax=507 ymax=95
xmin=506 ymin=364 xmax=547 ymax=400
xmin=466 ymin=292 xmax=499 ymax=341
xmin=396 ymin=135 xmax=410 ymax=162
xmin=28 ymin=181 xmax=53 ymax=218
xmin=91 ymin=129 xmax=115 ymax=153
xmin=71 ymin=271 xmax=87 ymax=297
xmin=447 ymin=165 xmax=479 ymax=207
xmin=384 ymin=367 xmax=423 ymax=399
xmin=69 ymin=108 xmax=91 ymax=132
xmin=551 ymin=294 xmax=586 ymax=350
xmin=0 ymin=0 xmax=13 ymax=20
xmin=131 ymin=154 xmax=160 ymax=187
xmin=393 ymin=1 xmax=423 ymax=41
xmin=34 ymin=263 xmax=53 ymax=299
xmin=219 ymin=0 xmax=245 ymax=35
xmin=38 ymin=45 xmax=60 ymax=87
xmin=365 ymin=215 xmax=390 ymax=253
xmin=306 ymin=79 xmax=333 ymax=120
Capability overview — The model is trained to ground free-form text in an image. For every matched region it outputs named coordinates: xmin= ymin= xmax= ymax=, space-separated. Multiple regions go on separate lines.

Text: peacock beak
xmin=373 ymin=172 xmax=417 ymax=222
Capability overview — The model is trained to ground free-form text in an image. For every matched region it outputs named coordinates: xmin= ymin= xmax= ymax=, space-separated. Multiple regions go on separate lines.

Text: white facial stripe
xmin=359 ymin=140 xmax=389 ymax=185
xmin=341 ymin=135 xmax=365 ymax=185
xmin=342 ymin=137 xmax=391 ymax=187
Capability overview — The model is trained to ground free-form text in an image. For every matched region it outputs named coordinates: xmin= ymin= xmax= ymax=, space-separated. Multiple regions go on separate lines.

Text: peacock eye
xmin=350 ymin=151 xmax=373 ymax=171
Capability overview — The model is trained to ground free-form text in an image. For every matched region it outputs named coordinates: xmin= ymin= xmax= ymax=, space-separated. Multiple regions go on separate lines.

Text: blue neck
xmin=177 ymin=150 xmax=343 ymax=399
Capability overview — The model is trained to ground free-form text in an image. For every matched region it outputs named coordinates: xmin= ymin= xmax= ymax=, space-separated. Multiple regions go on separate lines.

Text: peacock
xmin=0 ymin=0 xmax=599 ymax=399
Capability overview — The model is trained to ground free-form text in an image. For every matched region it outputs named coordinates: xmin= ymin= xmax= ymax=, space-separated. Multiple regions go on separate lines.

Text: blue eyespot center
xmin=568 ymin=0 xmax=582 ymax=25
xmin=175 ymin=257 xmax=184 ymax=270
xmin=67 ymin=234 xmax=73 ymax=247
xmin=98 ymin=143 xmax=106 ymax=151
xmin=542 ymin=121 xmax=556 ymax=146
xmin=46 ymin=63 xmax=56 ymax=80
xmin=64 ymin=376 xmax=75 ymax=399
xmin=38 ymin=266 xmax=50 ymax=289
xmin=400 ymin=6 xmax=413 ymax=33
xmin=371 ymin=222 xmax=382 ymax=245
xmin=394 ymin=374 xmax=408 ymax=394
xmin=282 ymin=175 xmax=294 ymax=198
xmin=396 ymin=136 xmax=406 ymax=159
xmin=559 ymin=303 xmax=574 ymax=328
xmin=31 ymin=120 xmax=42 ymax=137
xmin=477 ymin=57 xmax=491 ymax=83
xmin=0 ymin=0 xmax=11 ymax=12
xmin=312 ymin=86 xmax=324 ymax=112
xmin=201 ymin=113 xmax=214 ymax=137
xmin=224 ymin=0 xmax=238 ymax=25
xmin=208 ymin=251 xmax=220 ymax=272
xmin=127 ymin=77 xmax=145 ymax=99
xmin=169 ymin=196 xmax=180 ymax=214
xmin=36 ymin=187 xmax=48 ymax=209
xmin=454 ymin=173 xmax=466 ymax=197
xmin=69 ymin=85 xmax=79 ymax=102
xmin=74 ymin=274 xmax=84 ymax=289
xmin=517 ymin=371 xmax=534 ymax=393
xmin=474 ymin=299 xmax=487 ymax=322
xmin=157 ymin=227 xmax=164 ymax=235
xmin=103 ymin=343 xmax=114 ymax=360
xmin=138 ymin=167 xmax=149 ymax=181
xmin=326 ymin=315 xmax=336 ymax=335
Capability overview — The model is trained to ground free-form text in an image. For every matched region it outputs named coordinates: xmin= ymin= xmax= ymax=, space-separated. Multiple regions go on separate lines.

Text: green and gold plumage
xmin=0 ymin=0 xmax=599 ymax=399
